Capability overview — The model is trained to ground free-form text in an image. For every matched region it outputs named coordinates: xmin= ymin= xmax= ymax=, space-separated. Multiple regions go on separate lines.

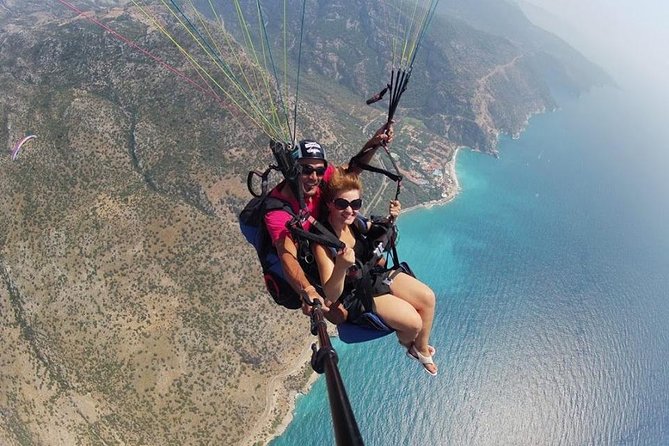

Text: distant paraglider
xmin=10 ymin=134 xmax=36 ymax=160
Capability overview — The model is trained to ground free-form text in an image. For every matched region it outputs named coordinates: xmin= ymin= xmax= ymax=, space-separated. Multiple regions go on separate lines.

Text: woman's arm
xmin=313 ymin=243 xmax=354 ymax=305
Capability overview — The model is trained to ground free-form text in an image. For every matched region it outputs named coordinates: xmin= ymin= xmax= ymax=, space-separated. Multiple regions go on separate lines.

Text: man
xmin=264 ymin=123 xmax=393 ymax=313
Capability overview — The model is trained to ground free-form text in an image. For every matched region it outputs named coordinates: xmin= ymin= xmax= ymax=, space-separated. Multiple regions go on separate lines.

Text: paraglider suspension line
xmin=291 ymin=0 xmax=308 ymax=144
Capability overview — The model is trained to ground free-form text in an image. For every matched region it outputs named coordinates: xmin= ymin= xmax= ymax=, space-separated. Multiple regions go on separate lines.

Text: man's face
xmin=297 ymin=159 xmax=326 ymax=198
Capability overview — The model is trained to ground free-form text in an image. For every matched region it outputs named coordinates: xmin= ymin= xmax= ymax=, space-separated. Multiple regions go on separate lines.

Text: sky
xmin=519 ymin=0 xmax=669 ymax=97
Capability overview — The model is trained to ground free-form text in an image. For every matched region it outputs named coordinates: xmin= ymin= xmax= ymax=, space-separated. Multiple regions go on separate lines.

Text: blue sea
xmin=271 ymin=85 xmax=669 ymax=445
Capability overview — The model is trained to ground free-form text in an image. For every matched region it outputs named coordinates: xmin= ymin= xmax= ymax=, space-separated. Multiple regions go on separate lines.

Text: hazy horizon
xmin=519 ymin=0 xmax=669 ymax=101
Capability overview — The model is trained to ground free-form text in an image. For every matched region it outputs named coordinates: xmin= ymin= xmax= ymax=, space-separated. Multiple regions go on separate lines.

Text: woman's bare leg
xmin=389 ymin=273 xmax=436 ymax=359
xmin=372 ymin=293 xmax=422 ymax=347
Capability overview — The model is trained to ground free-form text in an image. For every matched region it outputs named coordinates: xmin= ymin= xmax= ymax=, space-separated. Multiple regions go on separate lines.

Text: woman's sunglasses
xmin=333 ymin=198 xmax=363 ymax=211
xmin=300 ymin=165 xmax=327 ymax=176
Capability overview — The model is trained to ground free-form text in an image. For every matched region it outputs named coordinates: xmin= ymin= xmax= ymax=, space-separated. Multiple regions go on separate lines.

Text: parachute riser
xmin=381 ymin=140 xmax=402 ymax=201
xmin=270 ymin=139 xmax=310 ymax=211
xmin=365 ymin=65 xmax=413 ymax=202
xmin=387 ymin=68 xmax=412 ymax=124
xmin=246 ymin=139 xmax=295 ymax=197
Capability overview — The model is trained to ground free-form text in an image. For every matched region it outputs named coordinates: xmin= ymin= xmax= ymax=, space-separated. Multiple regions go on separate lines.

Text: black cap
xmin=292 ymin=139 xmax=327 ymax=165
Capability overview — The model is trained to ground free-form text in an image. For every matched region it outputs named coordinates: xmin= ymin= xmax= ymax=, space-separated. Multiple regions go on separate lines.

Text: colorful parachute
xmin=10 ymin=135 xmax=37 ymax=160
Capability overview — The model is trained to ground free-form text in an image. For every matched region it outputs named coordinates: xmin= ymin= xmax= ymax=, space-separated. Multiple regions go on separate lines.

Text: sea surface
xmin=271 ymin=84 xmax=669 ymax=445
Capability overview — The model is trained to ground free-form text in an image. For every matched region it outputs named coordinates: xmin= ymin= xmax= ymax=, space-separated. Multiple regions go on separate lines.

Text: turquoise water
xmin=270 ymin=86 xmax=669 ymax=445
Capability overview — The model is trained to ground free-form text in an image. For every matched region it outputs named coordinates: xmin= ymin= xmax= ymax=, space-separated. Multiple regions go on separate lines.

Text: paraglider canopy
xmin=10 ymin=134 xmax=37 ymax=160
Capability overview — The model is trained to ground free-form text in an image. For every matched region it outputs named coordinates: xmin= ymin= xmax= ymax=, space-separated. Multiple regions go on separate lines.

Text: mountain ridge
xmin=0 ymin=1 xmax=608 ymax=444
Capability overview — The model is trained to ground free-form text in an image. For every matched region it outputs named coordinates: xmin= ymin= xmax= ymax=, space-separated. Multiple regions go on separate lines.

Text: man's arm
xmin=276 ymin=234 xmax=325 ymax=314
xmin=346 ymin=121 xmax=394 ymax=175
xmin=266 ymin=208 xmax=325 ymax=313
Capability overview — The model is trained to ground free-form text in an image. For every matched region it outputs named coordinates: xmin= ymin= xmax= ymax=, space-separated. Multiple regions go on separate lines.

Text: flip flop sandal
xmin=409 ymin=344 xmax=438 ymax=376
xmin=405 ymin=343 xmax=436 ymax=360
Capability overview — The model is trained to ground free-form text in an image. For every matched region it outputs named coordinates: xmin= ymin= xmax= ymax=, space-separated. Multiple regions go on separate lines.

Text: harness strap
xmin=390 ymin=243 xmax=401 ymax=269
xmin=288 ymin=221 xmax=344 ymax=251
xmin=246 ymin=166 xmax=277 ymax=198
xmin=349 ymin=156 xmax=402 ymax=183
xmin=381 ymin=143 xmax=403 ymax=200
xmin=385 ymin=266 xmax=404 ymax=284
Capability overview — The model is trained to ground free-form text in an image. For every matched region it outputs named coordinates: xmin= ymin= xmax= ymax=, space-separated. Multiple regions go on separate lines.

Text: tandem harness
xmin=240 ymin=140 xmax=415 ymax=343
xmin=240 ymin=141 xmax=344 ymax=309
xmin=323 ymin=215 xmax=415 ymax=318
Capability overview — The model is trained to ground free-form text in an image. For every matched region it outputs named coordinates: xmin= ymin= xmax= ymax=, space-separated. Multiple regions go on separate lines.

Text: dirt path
xmin=473 ymin=55 xmax=524 ymax=130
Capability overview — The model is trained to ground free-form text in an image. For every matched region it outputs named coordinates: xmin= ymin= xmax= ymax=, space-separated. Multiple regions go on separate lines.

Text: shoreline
xmin=403 ymin=146 xmax=463 ymax=214
xmin=253 ymin=148 xmax=464 ymax=446
xmin=241 ymin=340 xmax=320 ymax=446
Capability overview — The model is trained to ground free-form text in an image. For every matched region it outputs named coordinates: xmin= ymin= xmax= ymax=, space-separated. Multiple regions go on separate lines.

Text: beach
xmin=403 ymin=146 xmax=463 ymax=213
xmin=240 ymin=340 xmax=315 ymax=446
xmin=243 ymin=324 xmax=341 ymax=446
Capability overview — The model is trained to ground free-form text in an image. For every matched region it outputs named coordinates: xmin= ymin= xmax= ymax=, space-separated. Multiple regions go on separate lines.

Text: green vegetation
xmin=0 ymin=1 xmax=603 ymax=444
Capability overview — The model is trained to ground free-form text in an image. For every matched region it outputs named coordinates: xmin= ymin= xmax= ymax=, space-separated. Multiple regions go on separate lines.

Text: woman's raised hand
xmin=336 ymin=246 xmax=356 ymax=268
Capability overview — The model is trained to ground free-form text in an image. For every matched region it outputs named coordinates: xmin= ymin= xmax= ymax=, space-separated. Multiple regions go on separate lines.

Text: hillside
xmin=0 ymin=1 xmax=606 ymax=444
xmin=0 ymin=3 xmax=315 ymax=444
xmin=221 ymin=0 xmax=594 ymax=153
xmin=437 ymin=0 xmax=610 ymax=94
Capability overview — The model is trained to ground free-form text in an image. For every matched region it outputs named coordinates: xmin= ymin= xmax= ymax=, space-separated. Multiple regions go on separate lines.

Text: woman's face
xmin=328 ymin=189 xmax=362 ymax=226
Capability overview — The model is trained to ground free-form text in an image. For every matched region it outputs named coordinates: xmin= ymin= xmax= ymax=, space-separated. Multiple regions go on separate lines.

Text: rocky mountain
xmin=437 ymin=0 xmax=610 ymax=94
xmin=0 ymin=1 xmax=607 ymax=444
xmin=221 ymin=0 xmax=608 ymax=154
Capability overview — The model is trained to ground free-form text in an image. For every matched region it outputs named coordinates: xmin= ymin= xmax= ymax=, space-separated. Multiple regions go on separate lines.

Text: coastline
xmin=403 ymin=146 xmax=463 ymax=214
xmin=241 ymin=340 xmax=320 ymax=446
xmin=251 ymin=147 xmax=464 ymax=446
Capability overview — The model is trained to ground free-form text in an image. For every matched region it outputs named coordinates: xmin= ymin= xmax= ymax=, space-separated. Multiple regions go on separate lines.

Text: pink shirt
xmin=264 ymin=165 xmax=334 ymax=245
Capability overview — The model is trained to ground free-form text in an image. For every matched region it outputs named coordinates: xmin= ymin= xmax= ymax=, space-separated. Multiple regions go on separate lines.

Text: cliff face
xmin=0 ymin=1 xmax=605 ymax=444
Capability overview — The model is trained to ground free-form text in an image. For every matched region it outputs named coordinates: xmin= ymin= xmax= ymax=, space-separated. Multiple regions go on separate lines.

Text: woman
xmin=312 ymin=167 xmax=438 ymax=375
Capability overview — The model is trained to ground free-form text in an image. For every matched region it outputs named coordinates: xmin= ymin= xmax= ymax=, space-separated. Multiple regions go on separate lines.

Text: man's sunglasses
xmin=333 ymin=198 xmax=363 ymax=211
xmin=300 ymin=165 xmax=327 ymax=176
